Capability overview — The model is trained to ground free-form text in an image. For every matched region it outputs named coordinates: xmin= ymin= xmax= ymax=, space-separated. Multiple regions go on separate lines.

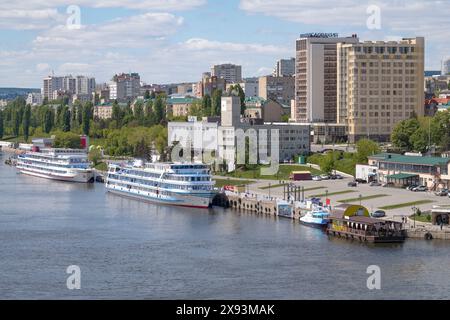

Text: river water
xmin=0 ymin=152 xmax=449 ymax=299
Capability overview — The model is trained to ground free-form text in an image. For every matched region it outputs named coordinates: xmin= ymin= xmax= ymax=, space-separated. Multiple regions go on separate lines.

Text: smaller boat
xmin=300 ymin=208 xmax=330 ymax=229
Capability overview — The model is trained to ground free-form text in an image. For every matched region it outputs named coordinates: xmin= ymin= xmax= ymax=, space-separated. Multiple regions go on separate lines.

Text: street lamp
xmin=268 ymin=182 xmax=271 ymax=198
xmin=359 ymin=194 xmax=362 ymax=206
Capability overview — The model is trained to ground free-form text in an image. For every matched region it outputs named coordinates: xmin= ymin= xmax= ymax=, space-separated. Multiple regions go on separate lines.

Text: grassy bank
xmin=219 ymin=164 xmax=323 ymax=180
xmin=214 ymin=178 xmax=254 ymax=188
xmin=379 ymin=200 xmax=435 ymax=210
xmin=338 ymin=194 xmax=390 ymax=203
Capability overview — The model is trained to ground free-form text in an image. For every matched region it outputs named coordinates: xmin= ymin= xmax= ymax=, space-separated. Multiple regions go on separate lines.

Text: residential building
xmin=244 ymin=97 xmax=290 ymax=122
xmin=360 ymin=153 xmax=450 ymax=190
xmin=177 ymin=83 xmax=194 ymax=95
xmin=273 ymin=58 xmax=295 ymax=77
xmin=109 ymin=73 xmax=140 ymax=102
xmin=43 ymin=75 xmax=95 ymax=100
xmin=424 ymin=75 xmax=450 ymax=95
xmin=239 ymin=78 xmax=259 ymax=97
xmin=26 ymin=92 xmax=42 ymax=106
xmin=258 ymin=75 xmax=295 ymax=105
xmin=211 ymin=64 xmax=242 ymax=83
xmin=75 ymin=76 xmax=96 ymax=96
xmin=166 ymin=97 xmax=198 ymax=117
xmin=200 ymin=72 xmax=226 ymax=97
xmin=294 ymin=33 xmax=360 ymax=123
xmin=93 ymin=104 xmax=113 ymax=120
xmin=337 ymin=37 xmax=425 ymax=142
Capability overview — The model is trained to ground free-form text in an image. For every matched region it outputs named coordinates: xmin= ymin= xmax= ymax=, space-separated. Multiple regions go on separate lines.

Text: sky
xmin=0 ymin=0 xmax=449 ymax=88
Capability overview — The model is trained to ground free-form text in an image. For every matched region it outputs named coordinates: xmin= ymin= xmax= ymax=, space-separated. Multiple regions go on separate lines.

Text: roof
xmin=166 ymin=97 xmax=197 ymax=105
xmin=386 ymin=173 xmax=419 ymax=179
xmin=369 ymin=153 xmax=450 ymax=166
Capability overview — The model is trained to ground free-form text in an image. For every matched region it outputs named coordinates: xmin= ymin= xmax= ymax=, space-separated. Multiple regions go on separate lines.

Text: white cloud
xmin=182 ymin=38 xmax=290 ymax=54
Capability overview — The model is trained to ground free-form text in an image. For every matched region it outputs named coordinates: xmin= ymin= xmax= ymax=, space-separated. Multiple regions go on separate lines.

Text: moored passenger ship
xmin=16 ymin=147 xmax=94 ymax=183
xmin=105 ymin=162 xmax=217 ymax=208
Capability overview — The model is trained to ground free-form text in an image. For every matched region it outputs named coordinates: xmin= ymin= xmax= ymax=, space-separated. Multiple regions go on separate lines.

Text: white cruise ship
xmin=105 ymin=162 xmax=217 ymax=208
xmin=16 ymin=148 xmax=94 ymax=183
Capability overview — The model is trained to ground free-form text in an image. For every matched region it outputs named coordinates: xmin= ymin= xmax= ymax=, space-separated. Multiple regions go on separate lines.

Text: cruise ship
xmin=105 ymin=162 xmax=217 ymax=208
xmin=16 ymin=147 xmax=94 ymax=183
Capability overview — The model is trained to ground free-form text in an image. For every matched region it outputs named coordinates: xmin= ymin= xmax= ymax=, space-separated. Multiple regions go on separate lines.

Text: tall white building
xmin=294 ymin=33 xmax=360 ymax=123
xmin=42 ymin=75 xmax=95 ymax=99
xmin=211 ymin=64 xmax=242 ymax=83
xmin=26 ymin=92 xmax=42 ymax=106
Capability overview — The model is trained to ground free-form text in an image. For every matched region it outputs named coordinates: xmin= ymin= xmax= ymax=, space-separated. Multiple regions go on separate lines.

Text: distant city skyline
xmin=0 ymin=0 xmax=449 ymax=87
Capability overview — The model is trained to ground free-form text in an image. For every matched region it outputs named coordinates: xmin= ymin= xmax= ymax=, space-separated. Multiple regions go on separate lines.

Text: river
xmin=0 ymin=152 xmax=449 ymax=299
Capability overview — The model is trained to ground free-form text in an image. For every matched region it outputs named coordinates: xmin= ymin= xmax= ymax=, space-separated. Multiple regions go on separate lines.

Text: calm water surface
xmin=0 ymin=152 xmax=449 ymax=299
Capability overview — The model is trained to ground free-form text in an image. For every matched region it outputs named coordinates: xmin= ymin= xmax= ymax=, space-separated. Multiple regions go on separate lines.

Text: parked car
xmin=312 ymin=175 xmax=322 ymax=181
xmin=320 ymin=174 xmax=330 ymax=180
xmin=382 ymin=182 xmax=394 ymax=188
xmin=347 ymin=181 xmax=357 ymax=187
xmin=369 ymin=181 xmax=382 ymax=187
xmin=412 ymin=185 xmax=427 ymax=192
xmin=435 ymin=189 xmax=449 ymax=196
xmin=406 ymin=184 xmax=418 ymax=191
xmin=355 ymin=179 xmax=367 ymax=184
xmin=371 ymin=210 xmax=386 ymax=218
xmin=334 ymin=174 xmax=344 ymax=179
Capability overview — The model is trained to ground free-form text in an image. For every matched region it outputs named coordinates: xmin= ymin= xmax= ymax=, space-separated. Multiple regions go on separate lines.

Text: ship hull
xmin=106 ymin=185 xmax=215 ymax=209
xmin=18 ymin=168 xmax=94 ymax=183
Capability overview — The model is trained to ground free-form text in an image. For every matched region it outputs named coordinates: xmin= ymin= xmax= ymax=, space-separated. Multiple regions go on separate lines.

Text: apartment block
xmin=109 ymin=73 xmax=140 ymax=102
xmin=273 ymin=58 xmax=295 ymax=77
xmin=258 ymin=75 xmax=295 ymax=105
xmin=294 ymin=33 xmax=359 ymax=123
xmin=336 ymin=37 xmax=425 ymax=142
xmin=211 ymin=64 xmax=242 ymax=83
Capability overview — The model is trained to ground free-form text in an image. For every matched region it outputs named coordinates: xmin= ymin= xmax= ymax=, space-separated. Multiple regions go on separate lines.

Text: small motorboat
xmin=300 ymin=208 xmax=330 ymax=229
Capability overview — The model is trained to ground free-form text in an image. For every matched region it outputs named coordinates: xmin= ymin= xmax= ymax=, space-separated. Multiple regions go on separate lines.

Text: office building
xmin=336 ymin=37 xmax=425 ymax=142
xmin=109 ymin=73 xmax=140 ymax=102
xmin=293 ymin=33 xmax=359 ymax=123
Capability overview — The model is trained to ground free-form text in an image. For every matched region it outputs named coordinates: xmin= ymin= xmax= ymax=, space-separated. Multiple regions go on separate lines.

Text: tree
xmin=391 ymin=118 xmax=420 ymax=151
xmin=355 ymin=139 xmax=380 ymax=163
xmin=62 ymin=106 xmax=71 ymax=132
xmin=23 ymin=105 xmax=31 ymax=142
xmin=12 ymin=109 xmax=20 ymax=137
xmin=133 ymin=101 xmax=144 ymax=123
xmin=410 ymin=127 xmax=428 ymax=153
xmin=153 ymin=95 xmax=165 ymax=124
xmin=144 ymin=90 xmax=151 ymax=100
xmin=82 ymin=103 xmax=91 ymax=135
xmin=229 ymin=84 xmax=245 ymax=115
xmin=43 ymin=108 xmax=54 ymax=133
xmin=54 ymin=131 xmax=82 ymax=148
xmin=211 ymin=89 xmax=222 ymax=116
xmin=0 ymin=110 xmax=3 ymax=139
xmin=88 ymin=147 xmax=102 ymax=166
xmin=111 ymin=101 xmax=122 ymax=128
xmin=320 ymin=152 xmax=336 ymax=175
xmin=201 ymin=94 xmax=212 ymax=116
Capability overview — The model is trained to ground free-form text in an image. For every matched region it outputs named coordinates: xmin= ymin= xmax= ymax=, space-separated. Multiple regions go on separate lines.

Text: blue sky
xmin=0 ymin=0 xmax=449 ymax=88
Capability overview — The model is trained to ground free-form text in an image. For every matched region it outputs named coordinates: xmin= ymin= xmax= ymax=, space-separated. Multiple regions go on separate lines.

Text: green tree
xmin=153 ymin=95 xmax=165 ymax=124
xmin=201 ymin=94 xmax=212 ymax=116
xmin=23 ymin=105 xmax=31 ymax=141
xmin=88 ymin=147 xmax=103 ymax=166
xmin=211 ymin=89 xmax=222 ymax=116
xmin=229 ymin=84 xmax=246 ymax=115
xmin=391 ymin=118 xmax=420 ymax=151
xmin=54 ymin=131 xmax=82 ymax=148
xmin=43 ymin=108 xmax=54 ymax=133
xmin=62 ymin=106 xmax=71 ymax=132
xmin=111 ymin=101 xmax=122 ymax=128
xmin=12 ymin=109 xmax=21 ymax=137
xmin=355 ymin=138 xmax=380 ymax=163
xmin=144 ymin=90 xmax=150 ymax=100
xmin=133 ymin=101 xmax=144 ymax=123
xmin=410 ymin=127 xmax=428 ymax=153
xmin=82 ymin=103 xmax=91 ymax=135
xmin=320 ymin=152 xmax=336 ymax=175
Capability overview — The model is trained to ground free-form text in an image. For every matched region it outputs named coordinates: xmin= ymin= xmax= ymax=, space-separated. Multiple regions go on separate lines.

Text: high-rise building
xmin=273 ymin=58 xmax=295 ymax=77
xmin=109 ymin=73 xmax=140 ymax=102
xmin=293 ymin=33 xmax=359 ymax=123
xmin=337 ymin=37 xmax=425 ymax=142
xmin=42 ymin=75 xmax=95 ymax=99
xmin=211 ymin=64 xmax=242 ymax=83
xmin=200 ymin=72 xmax=226 ymax=97
xmin=442 ymin=58 xmax=450 ymax=76
xmin=75 ymin=76 xmax=96 ymax=96
xmin=258 ymin=75 xmax=295 ymax=105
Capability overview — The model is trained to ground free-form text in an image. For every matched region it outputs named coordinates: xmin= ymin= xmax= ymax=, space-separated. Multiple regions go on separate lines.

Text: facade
xmin=258 ymin=75 xmax=295 ymax=105
xmin=200 ymin=73 xmax=226 ymax=97
xmin=42 ymin=75 xmax=95 ymax=99
xmin=93 ymin=104 xmax=113 ymax=119
xmin=337 ymin=37 xmax=425 ymax=142
xmin=166 ymin=97 xmax=198 ymax=117
xmin=109 ymin=73 xmax=140 ymax=102
xmin=211 ymin=64 xmax=242 ymax=83
xmin=244 ymin=97 xmax=290 ymax=122
xmin=238 ymin=78 xmax=259 ymax=97
xmin=294 ymin=33 xmax=359 ymax=123
xmin=26 ymin=92 xmax=42 ymax=106
xmin=424 ymin=75 xmax=450 ymax=95
xmin=168 ymin=96 xmax=310 ymax=172
xmin=366 ymin=153 xmax=450 ymax=190
xmin=273 ymin=58 xmax=295 ymax=77
xmin=311 ymin=123 xmax=348 ymax=143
